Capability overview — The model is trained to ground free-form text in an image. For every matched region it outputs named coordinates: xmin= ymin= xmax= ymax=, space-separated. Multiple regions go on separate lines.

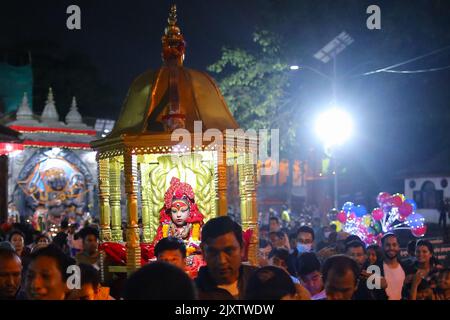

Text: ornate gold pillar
xmin=97 ymin=157 xmax=111 ymax=242
xmin=208 ymin=157 xmax=218 ymax=220
xmin=216 ymin=146 xmax=228 ymax=216
xmin=139 ymin=161 xmax=152 ymax=243
xmin=239 ymin=152 xmax=258 ymax=266
xmin=245 ymin=152 xmax=258 ymax=266
xmin=238 ymin=153 xmax=247 ymax=222
xmin=109 ymin=157 xmax=123 ymax=242
xmin=123 ymin=150 xmax=141 ymax=274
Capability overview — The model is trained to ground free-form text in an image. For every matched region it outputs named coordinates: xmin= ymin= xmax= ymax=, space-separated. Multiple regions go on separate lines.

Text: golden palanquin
xmin=91 ymin=5 xmax=259 ymax=277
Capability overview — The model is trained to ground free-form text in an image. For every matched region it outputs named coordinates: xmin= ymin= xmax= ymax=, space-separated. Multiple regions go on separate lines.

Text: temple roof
xmin=2 ymin=88 xmax=96 ymax=149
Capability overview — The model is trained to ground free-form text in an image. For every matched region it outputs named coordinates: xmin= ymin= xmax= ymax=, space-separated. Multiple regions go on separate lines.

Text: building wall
xmin=404 ymin=176 xmax=450 ymax=224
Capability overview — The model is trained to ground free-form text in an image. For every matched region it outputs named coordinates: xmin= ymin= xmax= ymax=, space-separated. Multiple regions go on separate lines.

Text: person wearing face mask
xmin=296 ymin=226 xmax=315 ymax=253
xmin=286 ymin=226 xmax=315 ymax=277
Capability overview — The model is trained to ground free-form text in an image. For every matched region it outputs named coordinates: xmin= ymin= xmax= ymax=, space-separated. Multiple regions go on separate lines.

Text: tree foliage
xmin=208 ymin=30 xmax=299 ymax=156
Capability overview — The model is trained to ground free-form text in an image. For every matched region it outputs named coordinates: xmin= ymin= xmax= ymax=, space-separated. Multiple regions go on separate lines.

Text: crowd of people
xmin=1 ymin=212 xmax=450 ymax=300
xmin=257 ymin=213 xmax=450 ymax=300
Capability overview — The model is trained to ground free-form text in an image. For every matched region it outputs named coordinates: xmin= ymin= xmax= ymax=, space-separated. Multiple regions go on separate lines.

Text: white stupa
xmin=40 ymin=87 xmax=65 ymax=127
xmin=10 ymin=92 xmax=39 ymax=126
xmin=65 ymin=96 xmax=89 ymax=128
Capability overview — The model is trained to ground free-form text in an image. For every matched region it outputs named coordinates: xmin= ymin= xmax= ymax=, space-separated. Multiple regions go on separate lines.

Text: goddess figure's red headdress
xmin=160 ymin=177 xmax=204 ymax=224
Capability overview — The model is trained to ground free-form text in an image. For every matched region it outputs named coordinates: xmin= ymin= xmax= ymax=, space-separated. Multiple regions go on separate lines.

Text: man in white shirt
xmin=381 ymin=233 xmax=406 ymax=300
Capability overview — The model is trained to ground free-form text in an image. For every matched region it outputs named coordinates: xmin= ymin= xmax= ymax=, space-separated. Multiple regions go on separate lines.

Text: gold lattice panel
xmin=141 ymin=152 xmax=217 ymax=240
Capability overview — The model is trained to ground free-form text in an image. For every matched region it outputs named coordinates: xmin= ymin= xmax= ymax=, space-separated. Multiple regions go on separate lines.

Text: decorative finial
xmin=71 ymin=96 xmax=77 ymax=109
xmin=16 ymin=92 xmax=34 ymax=121
xmin=21 ymin=92 xmax=29 ymax=107
xmin=65 ymin=96 xmax=86 ymax=128
xmin=168 ymin=4 xmax=177 ymax=27
xmin=47 ymin=87 xmax=54 ymax=104
xmin=162 ymin=4 xmax=185 ymax=66
xmin=41 ymin=87 xmax=61 ymax=123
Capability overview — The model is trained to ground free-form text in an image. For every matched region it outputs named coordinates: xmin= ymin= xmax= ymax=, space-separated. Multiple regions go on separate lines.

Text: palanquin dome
xmin=108 ymin=65 xmax=239 ymax=137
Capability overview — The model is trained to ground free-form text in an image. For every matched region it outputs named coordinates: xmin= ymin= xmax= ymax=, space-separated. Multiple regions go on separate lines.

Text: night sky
xmin=2 ymin=0 xmax=450 ymax=194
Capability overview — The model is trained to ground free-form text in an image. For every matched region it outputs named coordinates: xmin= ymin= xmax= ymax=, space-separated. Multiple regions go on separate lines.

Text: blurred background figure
xmin=32 ymin=234 xmax=50 ymax=252
xmin=66 ymin=263 xmax=113 ymax=300
xmin=123 ymin=262 xmax=197 ymax=300
xmin=25 ymin=244 xmax=75 ymax=300
xmin=154 ymin=237 xmax=187 ymax=271
xmin=269 ymin=248 xmax=300 ymax=284
xmin=0 ymin=246 xmax=22 ymax=300
xmin=258 ymin=239 xmax=273 ymax=267
xmin=75 ymin=226 xmax=99 ymax=269
xmin=322 ymin=255 xmax=359 ymax=300
xmin=245 ymin=266 xmax=309 ymax=300
xmin=296 ymin=252 xmax=326 ymax=300
xmin=366 ymin=244 xmax=383 ymax=266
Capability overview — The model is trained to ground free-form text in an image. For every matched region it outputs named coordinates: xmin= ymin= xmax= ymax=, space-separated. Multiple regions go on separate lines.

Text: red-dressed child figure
xmin=153 ymin=177 xmax=204 ymax=256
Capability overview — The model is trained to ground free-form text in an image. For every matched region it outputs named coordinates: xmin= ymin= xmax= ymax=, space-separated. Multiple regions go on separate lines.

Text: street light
xmin=315 ymin=107 xmax=353 ymax=208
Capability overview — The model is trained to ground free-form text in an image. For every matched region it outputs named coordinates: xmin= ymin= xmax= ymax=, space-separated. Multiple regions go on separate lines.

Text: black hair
xmin=123 ymin=261 xmax=196 ymax=300
xmin=60 ymin=218 xmax=69 ymax=229
xmin=259 ymin=239 xmax=271 ymax=249
xmin=297 ymin=226 xmax=315 ymax=241
xmin=322 ymin=255 xmax=359 ymax=285
xmin=439 ymin=268 xmax=450 ymax=278
xmin=78 ymin=263 xmax=100 ymax=289
xmin=366 ymin=244 xmax=383 ymax=262
xmin=28 ymin=244 xmax=76 ymax=281
xmin=269 ymin=217 xmax=280 ymax=224
xmin=8 ymin=229 xmax=25 ymax=242
xmin=415 ymin=239 xmax=438 ymax=266
xmin=344 ymin=235 xmax=362 ymax=245
xmin=76 ymin=226 xmax=99 ymax=241
xmin=154 ymin=237 xmax=187 ymax=258
xmin=0 ymin=247 xmax=20 ymax=261
xmin=269 ymin=248 xmax=290 ymax=264
xmin=201 ymin=216 xmax=243 ymax=247
xmin=328 ymin=231 xmax=338 ymax=243
xmin=269 ymin=231 xmax=284 ymax=239
xmin=296 ymin=252 xmax=321 ymax=277
xmin=381 ymin=233 xmax=398 ymax=246
xmin=34 ymin=234 xmax=50 ymax=244
xmin=288 ymin=232 xmax=297 ymax=240
xmin=407 ymin=240 xmax=417 ymax=255
xmin=52 ymin=232 xmax=68 ymax=249
xmin=415 ymin=239 xmax=434 ymax=255
xmin=245 ymin=266 xmax=296 ymax=300
xmin=417 ymin=279 xmax=430 ymax=292
xmin=345 ymin=240 xmax=367 ymax=253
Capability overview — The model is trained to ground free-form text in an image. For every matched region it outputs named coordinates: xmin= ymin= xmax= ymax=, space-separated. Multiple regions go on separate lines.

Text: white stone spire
xmin=41 ymin=87 xmax=64 ymax=126
xmin=9 ymin=92 xmax=39 ymax=126
xmin=16 ymin=92 xmax=33 ymax=121
xmin=65 ymin=96 xmax=87 ymax=128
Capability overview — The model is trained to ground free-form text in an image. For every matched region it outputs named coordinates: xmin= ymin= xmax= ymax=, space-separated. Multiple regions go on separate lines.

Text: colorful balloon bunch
xmin=328 ymin=192 xmax=427 ymax=245
xmin=374 ymin=192 xmax=426 ymax=237
xmin=329 ymin=202 xmax=376 ymax=244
